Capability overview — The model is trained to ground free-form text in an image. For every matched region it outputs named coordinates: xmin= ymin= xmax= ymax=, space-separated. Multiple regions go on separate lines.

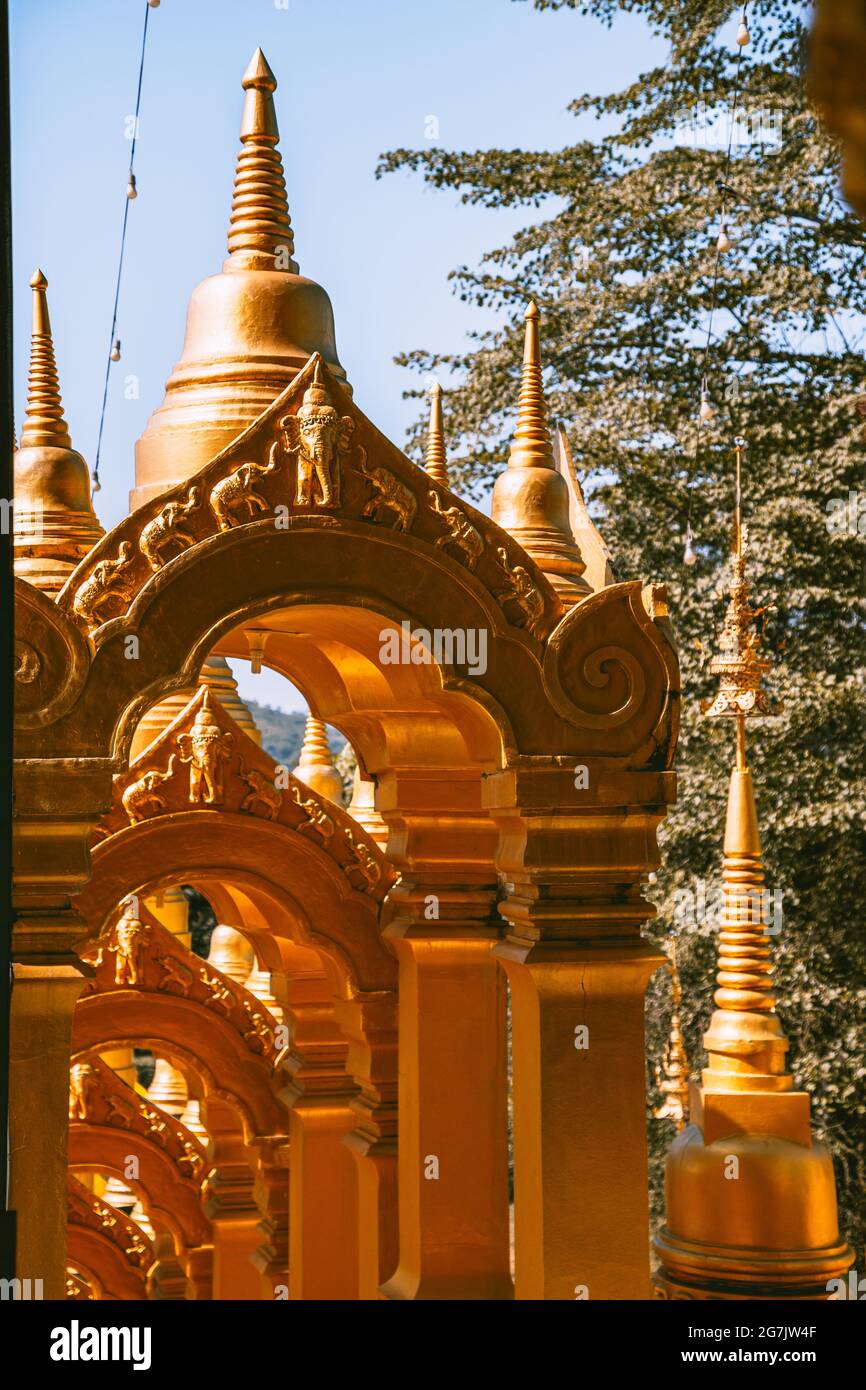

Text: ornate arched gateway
xmin=76 ymin=689 xmax=398 ymax=1299
xmin=11 ymin=49 xmax=679 ymax=1301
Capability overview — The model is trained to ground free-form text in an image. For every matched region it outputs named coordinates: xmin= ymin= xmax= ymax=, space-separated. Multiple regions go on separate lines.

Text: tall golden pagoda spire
xmin=14 ymin=270 xmax=104 ymax=594
xmin=132 ymin=49 xmax=347 ymax=510
xmin=491 ymin=303 xmax=589 ymax=605
xmin=654 ymin=438 xmax=853 ymax=1301
xmin=424 ymin=381 xmax=450 ymax=487
xmin=225 ymin=48 xmax=297 ymax=272
xmin=292 ymin=714 xmax=344 ymax=805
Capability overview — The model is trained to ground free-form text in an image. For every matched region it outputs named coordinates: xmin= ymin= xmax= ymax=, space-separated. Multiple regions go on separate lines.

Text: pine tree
xmin=377 ymin=0 xmax=866 ymax=1252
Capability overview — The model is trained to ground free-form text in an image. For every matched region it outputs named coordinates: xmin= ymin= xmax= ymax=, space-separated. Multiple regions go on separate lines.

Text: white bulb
xmin=717 ymin=226 xmax=731 ymax=253
xmin=126 ymin=176 xmax=137 ymax=200
xmin=91 ymin=472 xmax=101 ymax=494
xmin=683 ymin=540 xmax=697 ymax=567
xmin=699 ymin=395 xmax=714 ymax=422
xmin=110 ymin=339 xmax=121 ymax=362
xmin=736 ymin=19 xmax=750 ymax=46
xmin=148 ymin=0 xmax=160 ymax=8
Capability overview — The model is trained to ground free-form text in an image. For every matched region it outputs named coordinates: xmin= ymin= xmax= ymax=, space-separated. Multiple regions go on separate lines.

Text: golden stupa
xmin=131 ymin=48 xmax=348 ymax=509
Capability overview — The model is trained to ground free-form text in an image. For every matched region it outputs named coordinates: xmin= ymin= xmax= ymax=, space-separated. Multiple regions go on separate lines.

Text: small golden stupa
xmin=292 ymin=714 xmax=344 ymax=804
xmin=13 ymin=270 xmax=104 ymax=593
xmin=654 ymin=440 xmax=853 ymax=1299
xmin=132 ymin=48 xmax=348 ymax=509
xmin=491 ymin=302 xmax=589 ymax=605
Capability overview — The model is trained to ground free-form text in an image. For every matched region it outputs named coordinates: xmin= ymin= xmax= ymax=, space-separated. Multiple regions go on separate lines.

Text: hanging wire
xmin=684 ymin=6 xmax=751 ymax=546
xmin=92 ymin=0 xmax=154 ymax=492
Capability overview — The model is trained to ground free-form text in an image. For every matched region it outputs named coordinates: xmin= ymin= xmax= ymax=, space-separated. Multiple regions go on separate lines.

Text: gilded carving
xmin=428 ymin=490 xmax=483 ymax=570
xmin=209 ymin=440 xmax=281 ymax=531
xmin=177 ymin=691 xmax=234 ymax=804
xmin=69 ymin=1060 xmax=98 ymax=1120
xmin=120 ymin=754 xmax=178 ymax=824
xmin=71 ymin=540 xmax=137 ymax=628
xmin=105 ymin=899 xmax=150 ymax=986
xmin=157 ymin=953 xmax=194 ymax=998
xmin=494 ymin=545 xmax=545 ymax=635
xmin=14 ymin=638 xmax=41 ymax=684
xmin=290 ymin=781 xmax=335 ymax=841
xmin=239 ymin=763 xmax=282 ymax=820
xmin=356 ymin=447 xmax=417 ymax=531
xmin=281 ymin=360 xmax=354 ymax=508
xmin=139 ymin=486 xmax=201 ymax=571
xmin=344 ymin=828 xmax=382 ymax=890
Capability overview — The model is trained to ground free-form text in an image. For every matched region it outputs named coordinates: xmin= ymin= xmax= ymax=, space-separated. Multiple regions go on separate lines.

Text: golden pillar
xmin=492 ymin=769 xmax=667 ymax=1300
xmin=655 ymin=453 xmax=853 ymax=1299
xmin=279 ymin=970 xmax=360 ymax=1299
xmin=379 ymin=775 xmax=512 ymax=1300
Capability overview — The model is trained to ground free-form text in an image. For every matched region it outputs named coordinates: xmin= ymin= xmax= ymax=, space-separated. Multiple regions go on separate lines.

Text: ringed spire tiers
xmin=132 ymin=48 xmax=347 ymax=511
xmin=491 ymin=302 xmax=589 ymax=605
xmin=292 ymin=715 xmax=344 ymax=805
xmin=424 ymin=381 xmax=449 ymax=487
xmin=14 ymin=269 xmax=104 ymax=594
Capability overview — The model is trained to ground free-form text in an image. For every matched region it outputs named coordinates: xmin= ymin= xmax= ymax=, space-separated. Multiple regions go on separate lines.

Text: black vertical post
xmin=0 ymin=0 xmax=17 ymax=1282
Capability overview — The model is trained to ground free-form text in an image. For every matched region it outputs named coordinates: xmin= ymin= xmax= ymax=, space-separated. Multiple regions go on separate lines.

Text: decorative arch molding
xmin=67 ymin=1174 xmax=153 ymax=1301
xmin=72 ymin=902 xmax=288 ymax=1143
xmin=8 ymin=352 xmax=678 ymax=771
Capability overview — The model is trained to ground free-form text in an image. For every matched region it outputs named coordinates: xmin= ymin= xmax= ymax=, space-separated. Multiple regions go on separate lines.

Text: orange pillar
xmin=378 ymin=775 xmax=512 ymax=1300
xmin=491 ymin=768 xmax=670 ymax=1300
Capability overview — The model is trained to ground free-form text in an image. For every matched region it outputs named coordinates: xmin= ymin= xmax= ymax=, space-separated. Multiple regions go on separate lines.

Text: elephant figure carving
xmin=176 ymin=691 xmax=233 ymax=804
xmin=210 ymin=440 xmax=281 ymax=531
xmin=120 ymin=754 xmax=178 ymax=824
xmin=281 ymin=359 xmax=355 ymax=509
xmin=139 ymin=486 xmax=201 ymax=571
xmin=357 ymin=448 xmax=417 ymax=532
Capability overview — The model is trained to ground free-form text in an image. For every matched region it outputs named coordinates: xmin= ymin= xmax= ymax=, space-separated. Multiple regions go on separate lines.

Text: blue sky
xmin=11 ymin=0 xmax=660 ymax=710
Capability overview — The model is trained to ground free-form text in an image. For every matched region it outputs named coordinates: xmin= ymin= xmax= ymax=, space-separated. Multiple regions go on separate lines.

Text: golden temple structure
xmin=8 ymin=43 xmax=852 ymax=1303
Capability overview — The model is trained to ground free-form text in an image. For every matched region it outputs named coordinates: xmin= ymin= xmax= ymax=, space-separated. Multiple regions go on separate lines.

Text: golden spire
xmin=700 ymin=437 xmax=786 ymax=1087
xmin=225 ymin=48 xmax=298 ymax=272
xmin=491 ymin=302 xmax=589 ymax=605
xmin=654 ymin=937 xmax=690 ymax=1130
xmin=21 ymin=269 xmax=71 ymax=448
xmin=132 ymin=50 xmax=347 ymax=510
xmin=424 ymin=381 xmax=449 ymax=487
xmin=14 ymin=270 xmax=104 ymax=594
xmin=292 ymin=714 xmax=344 ymax=805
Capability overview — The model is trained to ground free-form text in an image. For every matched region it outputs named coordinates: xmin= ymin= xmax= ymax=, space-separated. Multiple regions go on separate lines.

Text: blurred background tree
xmin=377 ymin=0 xmax=866 ymax=1252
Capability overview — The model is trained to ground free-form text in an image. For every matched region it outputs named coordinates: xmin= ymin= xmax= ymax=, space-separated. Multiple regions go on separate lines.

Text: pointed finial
xmin=424 ymin=381 xmax=449 ymax=487
xmin=509 ymin=302 xmax=555 ymax=470
xmin=292 ymin=714 xmax=343 ymax=804
xmin=21 ymin=269 xmax=71 ymax=449
xmin=491 ymin=300 xmax=588 ymax=604
xmin=225 ymin=49 xmax=298 ymax=272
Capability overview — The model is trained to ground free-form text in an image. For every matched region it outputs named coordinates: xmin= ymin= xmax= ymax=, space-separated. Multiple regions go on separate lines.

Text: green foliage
xmin=379 ymin=0 xmax=866 ymax=1253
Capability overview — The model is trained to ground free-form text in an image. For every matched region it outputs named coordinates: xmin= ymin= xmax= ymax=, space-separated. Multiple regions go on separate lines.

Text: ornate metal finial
xmin=424 ymin=381 xmax=450 ymax=488
xmin=292 ymin=714 xmax=343 ymax=804
xmin=225 ymin=48 xmax=297 ymax=271
xmin=701 ymin=438 xmax=781 ymax=733
xmin=654 ymin=936 xmax=690 ymax=1130
xmin=21 ymin=269 xmax=72 ymax=449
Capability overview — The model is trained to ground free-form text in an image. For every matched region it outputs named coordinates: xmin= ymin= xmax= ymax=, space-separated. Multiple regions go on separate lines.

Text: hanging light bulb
xmin=91 ymin=471 xmax=101 ymax=494
xmin=126 ymin=172 xmax=137 ymax=200
xmin=683 ymin=523 xmax=697 ymax=567
xmin=699 ymin=380 xmax=714 ymax=423
xmin=110 ymin=338 xmax=122 ymax=362
xmin=147 ymin=0 xmax=161 ymax=8
xmin=716 ymin=221 xmax=731 ymax=253
xmin=736 ymin=13 xmax=750 ymax=46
